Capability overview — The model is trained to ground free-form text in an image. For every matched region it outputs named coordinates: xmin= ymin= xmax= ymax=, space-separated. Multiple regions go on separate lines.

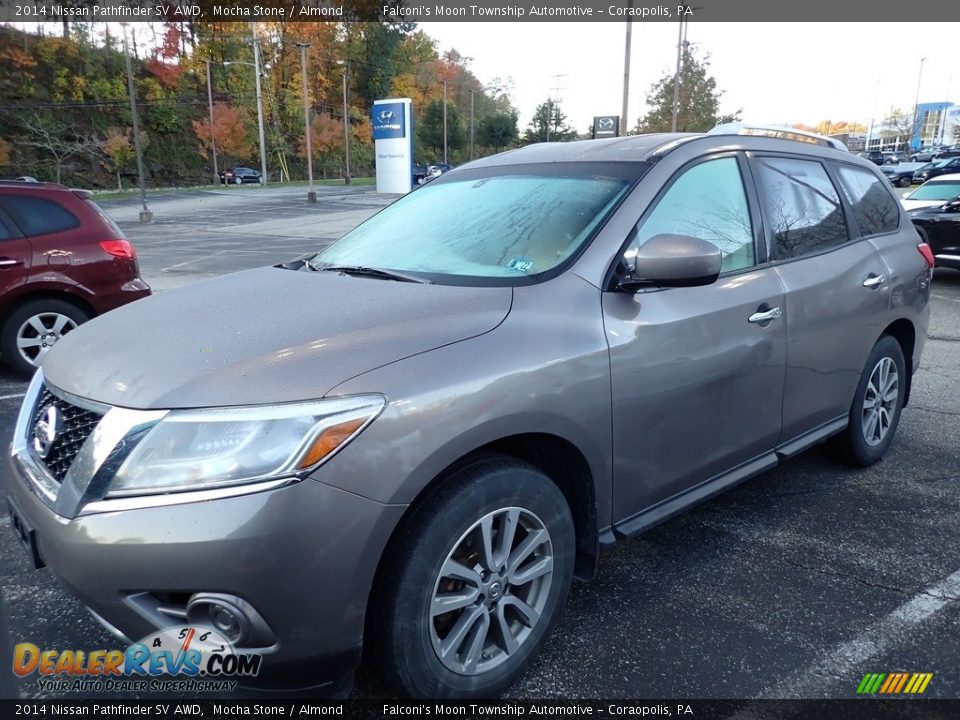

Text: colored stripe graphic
xmin=858 ymin=672 xmax=932 ymax=694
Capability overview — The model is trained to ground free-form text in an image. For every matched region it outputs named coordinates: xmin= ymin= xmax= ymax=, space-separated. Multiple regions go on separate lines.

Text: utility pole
xmin=621 ymin=4 xmax=633 ymax=136
xmin=548 ymin=74 xmax=566 ymax=143
xmin=671 ymin=18 xmax=683 ymax=132
xmin=442 ymin=79 xmax=448 ymax=164
xmin=938 ymin=76 xmax=953 ymax=146
xmin=296 ymin=42 xmax=316 ymax=203
xmin=469 ymin=89 xmax=475 ymax=160
xmin=204 ymin=59 xmax=218 ymax=186
xmin=867 ymin=78 xmax=879 ymax=151
xmin=342 ymin=62 xmax=351 ymax=185
xmin=122 ymin=24 xmax=151 ymax=223
xmin=252 ymin=34 xmax=268 ymax=186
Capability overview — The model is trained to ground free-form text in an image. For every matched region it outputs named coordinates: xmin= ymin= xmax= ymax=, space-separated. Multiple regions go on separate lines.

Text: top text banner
xmin=0 ymin=0 xmax=954 ymax=22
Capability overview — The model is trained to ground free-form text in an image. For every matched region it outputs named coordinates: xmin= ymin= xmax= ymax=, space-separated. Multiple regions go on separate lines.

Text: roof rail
xmin=707 ymin=123 xmax=849 ymax=152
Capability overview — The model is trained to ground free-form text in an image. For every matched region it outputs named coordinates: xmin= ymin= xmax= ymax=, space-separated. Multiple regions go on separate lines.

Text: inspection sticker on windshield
xmin=507 ymin=257 xmax=534 ymax=273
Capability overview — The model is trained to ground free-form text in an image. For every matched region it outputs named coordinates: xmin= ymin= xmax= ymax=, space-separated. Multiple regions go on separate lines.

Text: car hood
xmin=42 ymin=267 xmax=512 ymax=409
xmin=902 ymin=198 xmax=946 ymax=211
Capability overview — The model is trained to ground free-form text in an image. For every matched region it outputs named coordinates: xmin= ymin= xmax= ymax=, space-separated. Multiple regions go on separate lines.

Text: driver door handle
xmin=748 ymin=307 xmax=782 ymax=324
xmin=0 ymin=257 xmax=22 ymax=267
xmin=862 ymin=274 xmax=886 ymax=289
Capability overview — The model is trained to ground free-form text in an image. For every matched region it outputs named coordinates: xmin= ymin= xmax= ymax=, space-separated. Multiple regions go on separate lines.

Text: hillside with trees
xmin=0 ymin=21 xmax=519 ymax=188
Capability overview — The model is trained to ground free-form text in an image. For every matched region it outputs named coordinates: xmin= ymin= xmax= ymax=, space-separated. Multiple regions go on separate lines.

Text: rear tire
xmin=827 ymin=336 xmax=906 ymax=467
xmin=0 ymin=299 xmax=90 ymax=377
xmin=370 ymin=457 xmax=575 ymax=699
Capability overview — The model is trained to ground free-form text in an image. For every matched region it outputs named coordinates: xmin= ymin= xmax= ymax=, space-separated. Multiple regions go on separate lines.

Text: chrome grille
xmin=30 ymin=387 xmax=103 ymax=483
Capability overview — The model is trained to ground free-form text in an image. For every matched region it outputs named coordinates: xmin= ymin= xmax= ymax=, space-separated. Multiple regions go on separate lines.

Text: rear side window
xmin=0 ymin=216 xmax=11 ymax=240
xmin=834 ymin=165 xmax=899 ymax=236
xmin=753 ymin=157 xmax=849 ymax=260
xmin=0 ymin=195 xmax=79 ymax=236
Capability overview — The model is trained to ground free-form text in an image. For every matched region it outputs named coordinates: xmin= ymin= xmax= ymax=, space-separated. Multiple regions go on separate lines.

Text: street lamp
xmin=204 ymin=59 xmax=218 ymax=186
xmin=910 ymin=57 xmax=926 ymax=151
xmin=224 ymin=50 xmax=268 ymax=187
xmin=120 ymin=24 xmax=151 ymax=223
xmin=295 ymin=42 xmax=316 ymax=203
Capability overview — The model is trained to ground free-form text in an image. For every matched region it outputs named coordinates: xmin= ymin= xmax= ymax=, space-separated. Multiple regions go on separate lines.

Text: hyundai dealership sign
xmin=372 ymin=98 xmax=413 ymax=193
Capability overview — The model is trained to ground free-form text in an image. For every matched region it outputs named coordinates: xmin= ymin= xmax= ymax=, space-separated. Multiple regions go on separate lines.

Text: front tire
xmin=898 ymin=176 xmax=912 ymax=188
xmin=827 ymin=336 xmax=906 ymax=467
xmin=371 ymin=457 xmax=575 ymax=699
xmin=1 ymin=299 xmax=90 ymax=377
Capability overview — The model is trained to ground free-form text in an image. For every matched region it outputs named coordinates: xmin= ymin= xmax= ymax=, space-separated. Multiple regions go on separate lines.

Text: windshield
xmin=310 ymin=165 xmax=636 ymax=284
xmin=908 ymin=181 xmax=960 ymax=201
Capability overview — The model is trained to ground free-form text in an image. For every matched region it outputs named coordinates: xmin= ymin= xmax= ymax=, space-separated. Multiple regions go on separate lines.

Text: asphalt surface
xmin=1 ymin=185 xmax=959 ymax=702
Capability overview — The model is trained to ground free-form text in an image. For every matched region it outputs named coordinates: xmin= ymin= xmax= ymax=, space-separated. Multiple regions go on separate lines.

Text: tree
xmin=191 ymin=103 xmax=252 ymax=162
xmin=794 ymin=121 xmax=867 ymax=136
xmin=477 ymin=113 xmax=518 ymax=152
xmin=0 ymin=138 xmax=10 ymax=167
xmin=635 ymin=46 xmax=740 ymax=133
xmin=417 ymin=99 xmax=465 ymax=161
xmin=881 ymin=108 xmax=916 ymax=143
xmin=300 ymin=113 xmax=345 ymax=179
xmin=523 ymin=100 xmax=577 ymax=144
xmin=19 ymin=111 xmax=101 ymax=184
xmin=101 ymin=130 xmax=134 ymax=190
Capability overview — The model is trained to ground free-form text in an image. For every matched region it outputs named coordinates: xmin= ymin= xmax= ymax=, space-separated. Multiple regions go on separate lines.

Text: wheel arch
xmin=0 ymin=288 xmax=98 ymax=325
xmin=881 ymin=318 xmax=916 ymax=407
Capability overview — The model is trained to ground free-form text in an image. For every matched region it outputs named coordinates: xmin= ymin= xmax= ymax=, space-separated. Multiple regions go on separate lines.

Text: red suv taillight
xmin=100 ymin=239 xmax=136 ymax=259
xmin=917 ymin=243 xmax=935 ymax=268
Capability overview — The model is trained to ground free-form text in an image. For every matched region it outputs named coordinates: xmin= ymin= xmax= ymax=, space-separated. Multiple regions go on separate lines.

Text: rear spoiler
xmin=71 ymin=189 xmax=93 ymax=200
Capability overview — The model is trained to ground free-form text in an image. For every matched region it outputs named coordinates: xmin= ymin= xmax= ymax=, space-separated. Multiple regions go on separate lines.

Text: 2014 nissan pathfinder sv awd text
xmin=6 ymin=126 xmax=933 ymax=698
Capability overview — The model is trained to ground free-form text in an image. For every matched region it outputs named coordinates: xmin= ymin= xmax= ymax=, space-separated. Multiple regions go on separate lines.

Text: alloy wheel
xmin=429 ymin=506 xmax=554 ymax=676
xmin=16 ymin=312 xmax=78 ymax=367
xmin=862 ymin=356 xmax=899 ymax=447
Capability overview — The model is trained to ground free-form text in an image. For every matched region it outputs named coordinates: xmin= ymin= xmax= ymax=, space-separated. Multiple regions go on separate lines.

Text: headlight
xmin=107 ymin=395 xmax=384 ymax=497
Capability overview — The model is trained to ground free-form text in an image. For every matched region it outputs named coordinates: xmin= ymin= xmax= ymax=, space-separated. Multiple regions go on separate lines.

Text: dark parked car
xmin=909 ymin=194 xmax=960 ymax=270
xmin=220 ymin=167 xmax=262 ymax=185
xmin=0 ymin=182 xmax=151 ymax=375
xmin=7 ymin=125 xmax=932 ymax=699
xmin=881 ymin=163 xmax=921 ymax=187
xmin=933 ymin=146 xmax=960 ymax=160
xmin=863 ymin=150 xmax=885 ymax=165
xmin=913 ymin=157 xmax=960 ymax=184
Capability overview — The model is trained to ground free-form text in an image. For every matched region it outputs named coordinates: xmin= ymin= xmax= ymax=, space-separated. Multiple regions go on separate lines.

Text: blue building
xmin=911 ymin=101 xmax=957 ymax=149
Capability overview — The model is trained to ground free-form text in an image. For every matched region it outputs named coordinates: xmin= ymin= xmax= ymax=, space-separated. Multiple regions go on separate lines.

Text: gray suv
xmin=6 ymin=125 xmax=933 ymax=698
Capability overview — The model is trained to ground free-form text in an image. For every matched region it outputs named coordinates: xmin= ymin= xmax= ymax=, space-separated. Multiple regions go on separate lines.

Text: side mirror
xmin=620 ymin=233 xmax=723 ymax=290
xmin=941 ymin=199 xmax=960 ymax=213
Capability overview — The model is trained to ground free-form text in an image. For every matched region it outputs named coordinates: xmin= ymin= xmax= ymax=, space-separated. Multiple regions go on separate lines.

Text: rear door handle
xmin=748 ymin=307 xmax=782 ymax=324
xmin=862 ymin=274 xmax=886 ymax=289
xmin=0 ymin=258 xmax=22 ymax=267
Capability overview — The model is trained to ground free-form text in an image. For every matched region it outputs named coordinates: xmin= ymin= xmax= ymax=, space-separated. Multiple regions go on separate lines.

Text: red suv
xmin=0 ymin=181 xmax=151 ymax=376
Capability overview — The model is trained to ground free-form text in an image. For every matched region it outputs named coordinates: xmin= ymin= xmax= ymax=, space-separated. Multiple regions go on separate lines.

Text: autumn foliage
xmin=0 ymin=138 xmax=10 ymax=166
xmin=192 ymin=103 xmax=253 ymax=161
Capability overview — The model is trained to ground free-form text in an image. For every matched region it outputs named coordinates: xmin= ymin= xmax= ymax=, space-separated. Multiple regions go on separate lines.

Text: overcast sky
xmin=423 ymin=22 xmax=957 ymax=133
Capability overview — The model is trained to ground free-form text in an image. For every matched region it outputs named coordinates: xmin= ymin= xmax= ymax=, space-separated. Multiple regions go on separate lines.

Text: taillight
xmin=917 ymin=243 xmax=935 ymax=268
xmin=100 ymin=239 xmax=136 ymax=259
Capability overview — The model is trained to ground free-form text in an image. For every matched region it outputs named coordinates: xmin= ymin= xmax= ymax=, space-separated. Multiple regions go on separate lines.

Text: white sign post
xmin=372 ymin=98 xmax=414 ymax=194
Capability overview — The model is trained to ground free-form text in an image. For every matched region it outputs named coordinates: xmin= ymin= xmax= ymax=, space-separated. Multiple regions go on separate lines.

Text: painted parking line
xmin=753 ymin=567 xmax=960 ymax=700
xmin=0 ymin=393 xmax=25 ymax=401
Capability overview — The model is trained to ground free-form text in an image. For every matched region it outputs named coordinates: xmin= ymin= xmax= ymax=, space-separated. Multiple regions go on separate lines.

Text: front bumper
xmin=5 ymin=454 xmax=406 ymax=689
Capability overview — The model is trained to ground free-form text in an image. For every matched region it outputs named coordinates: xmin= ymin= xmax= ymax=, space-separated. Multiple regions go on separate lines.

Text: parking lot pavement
xmin=1 ymin=185 xmax=959 ymax=699
xmin=105 ymin=184 xmax=396 ymax=292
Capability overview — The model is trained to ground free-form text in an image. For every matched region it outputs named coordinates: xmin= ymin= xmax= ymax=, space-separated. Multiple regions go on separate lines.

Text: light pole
xmin=910 ymin=57 xmax=926 ymax=151
xmin=342 ymin=61 xmax=351 ymax=185
xmin=469 ymin=89 xmax=475 ymax=160
xmin=224 ymin=52 xmax=267 ymax=186
xmin=442 ymin=79 xmax=448 ymax=164
xmin=621 ymin=4 xmax=633 ymax=136
xmin=204 ymin=59 xmax=218 ymax=186
xmin=121 ymin=24 xmax=151 ymax=223
xmin=671 ymin=18 xmax=683 ymax=132
xmin=295 ymin=42 xmax=316 ymax=203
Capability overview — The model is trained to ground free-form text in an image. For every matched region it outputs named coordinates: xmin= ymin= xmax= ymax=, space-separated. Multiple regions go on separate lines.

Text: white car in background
xmin=901 ymin=174 xmax=960 ymax=211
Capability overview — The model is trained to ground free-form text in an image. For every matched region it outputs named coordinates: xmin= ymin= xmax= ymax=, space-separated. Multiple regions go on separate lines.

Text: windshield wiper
xmin=318 ymin=265 xmax=429 ymax=283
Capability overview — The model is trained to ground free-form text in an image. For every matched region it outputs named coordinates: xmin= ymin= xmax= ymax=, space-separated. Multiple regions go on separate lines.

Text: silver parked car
xmin=6 ymin=125 xmax=933 ymax=698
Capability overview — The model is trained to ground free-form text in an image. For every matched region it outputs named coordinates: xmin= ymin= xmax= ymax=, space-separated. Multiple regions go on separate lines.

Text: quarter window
xmin=0 ymin=195 xmax=79 ymax=237
xmin=834 ymin=165 xmax=899 ymax=236
xmin=754 ymin=157 xmax=849 ymax=260
xmin=635 ymin=157 xmax=755 ymax=273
